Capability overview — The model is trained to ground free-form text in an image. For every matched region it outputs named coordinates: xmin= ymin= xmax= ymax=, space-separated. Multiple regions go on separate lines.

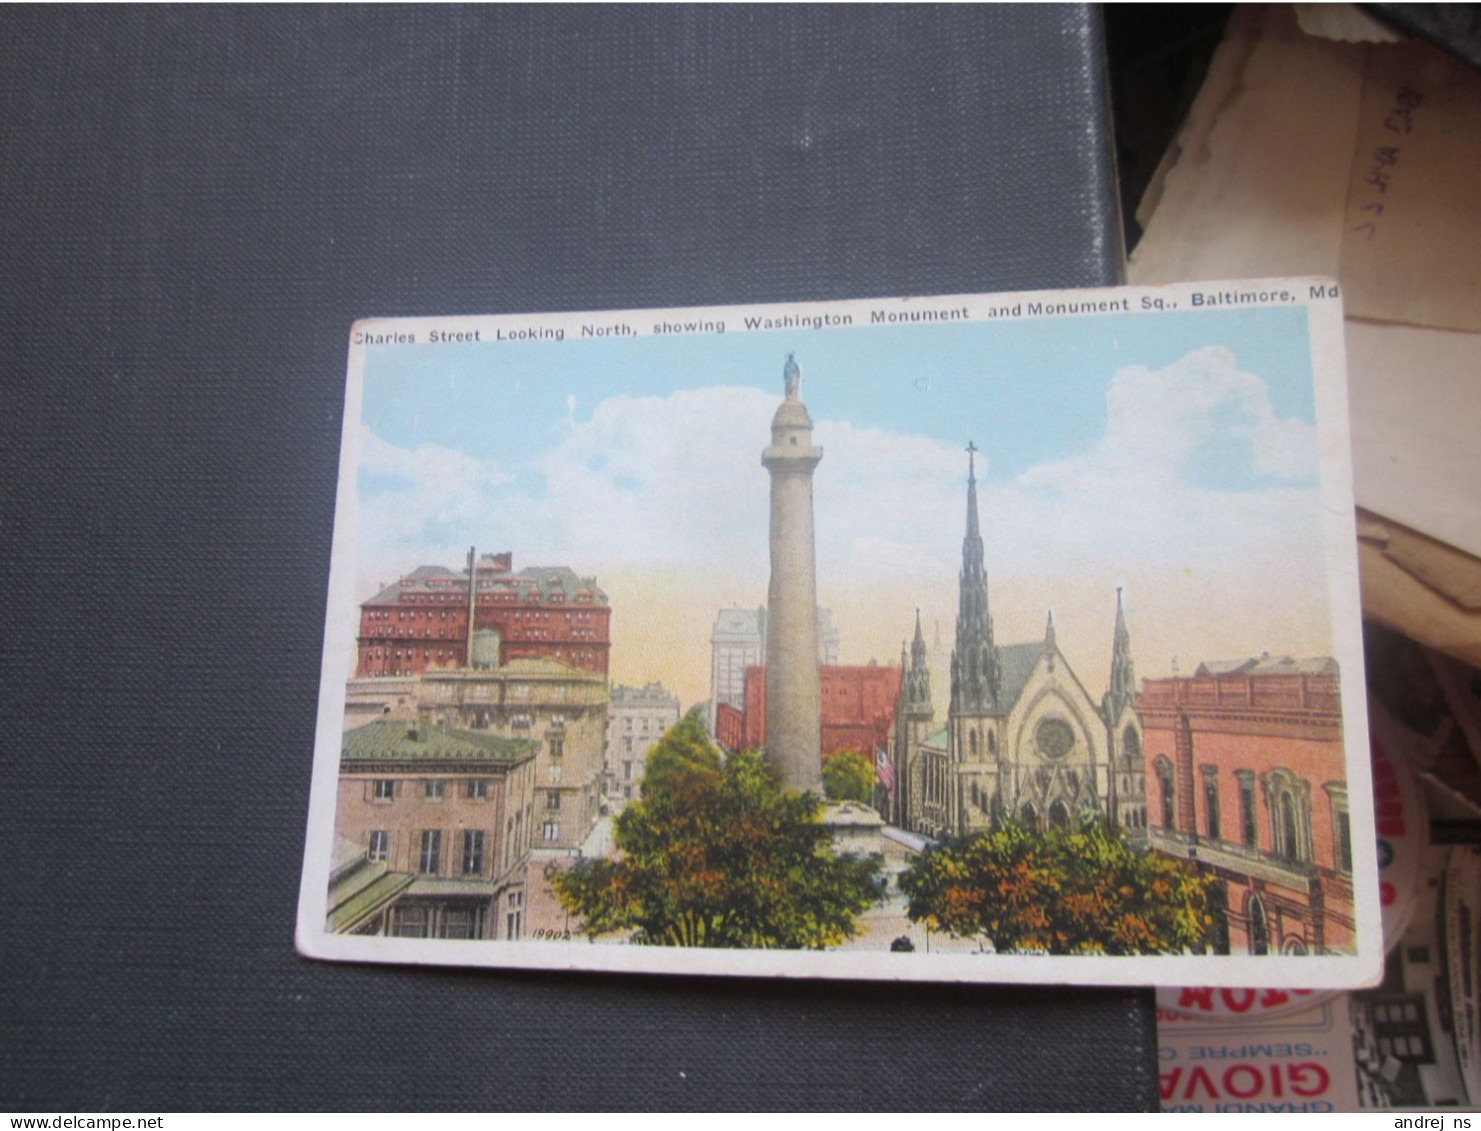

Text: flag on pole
xmin=875 ymin=746 xmax=894 ymax=791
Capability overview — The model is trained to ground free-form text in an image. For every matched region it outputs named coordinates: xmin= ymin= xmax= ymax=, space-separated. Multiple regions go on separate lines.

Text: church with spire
xmin=894 ymin=444 xmax=1148 ymax=841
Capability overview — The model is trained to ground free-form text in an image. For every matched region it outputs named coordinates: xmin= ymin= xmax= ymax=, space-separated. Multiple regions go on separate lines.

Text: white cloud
xmin=509 ymin=386 xmax=777 ymax=570
xmin=988 ymin=346 xmax=1322 ymax=578
xmin=812 ymin=421 xmax=965 ymax=582
xmin=353 ymin=346 xmax=1325 ymax=646
xmin=355 ymin=425 xmax=514 ymax=589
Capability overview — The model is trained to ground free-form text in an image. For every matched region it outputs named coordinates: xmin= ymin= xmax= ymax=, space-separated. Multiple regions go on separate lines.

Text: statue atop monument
xmin=783 ymin=352 xmax=801 ymax=399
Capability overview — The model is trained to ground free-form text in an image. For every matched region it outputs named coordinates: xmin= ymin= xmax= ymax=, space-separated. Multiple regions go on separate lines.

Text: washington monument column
xmin=762 ymin=353 xmax=824 ymax=793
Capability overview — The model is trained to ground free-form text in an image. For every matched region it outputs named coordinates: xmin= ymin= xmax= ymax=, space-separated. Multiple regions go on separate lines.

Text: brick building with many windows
xmin=1140 ymin=656 xmax=1352 ymax=956
xmin=356 ymin=550 xmax=610 ymax=678
xmin=731 ymin=662 xmax=902 ymax=770
xmin=328 ymin=719 xmax=538 ymax=940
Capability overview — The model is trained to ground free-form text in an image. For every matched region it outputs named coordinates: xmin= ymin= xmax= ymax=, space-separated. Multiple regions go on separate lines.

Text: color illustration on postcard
xmin=297 ymin=280 xmax=1381 ymax=986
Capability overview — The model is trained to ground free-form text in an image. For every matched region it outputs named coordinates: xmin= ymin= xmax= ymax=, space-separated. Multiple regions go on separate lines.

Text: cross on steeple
xmin=966 ymin=440 xmax=978 ymax=480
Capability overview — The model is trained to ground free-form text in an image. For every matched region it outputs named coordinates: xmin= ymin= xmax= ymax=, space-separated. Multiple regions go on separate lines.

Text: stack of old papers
xmin=1130 ymin=4 xmax=1481 ymax=666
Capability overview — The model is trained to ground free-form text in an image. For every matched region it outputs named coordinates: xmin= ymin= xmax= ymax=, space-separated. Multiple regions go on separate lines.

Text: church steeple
xmin=1044 ymin=609 xmax=1056 ymax=652
xmin=1104 ymin=587 xmax=1136 ymax=724
xmin=950 ymin=442 xmax=1001 ymax=713
xmin=906 ymin=607 xmax=932 ymax=713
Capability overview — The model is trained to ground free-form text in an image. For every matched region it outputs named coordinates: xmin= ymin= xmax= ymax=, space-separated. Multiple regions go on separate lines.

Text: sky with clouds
xmin=346 ymin=306 xmax=1338 ymax=709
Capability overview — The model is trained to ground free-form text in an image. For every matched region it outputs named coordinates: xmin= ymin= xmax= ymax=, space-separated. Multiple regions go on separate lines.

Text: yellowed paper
xmin=1339 ymin=43 xmax=1481 ymax=333
xmin=1129 ymin=5 xmax=1362 ymax=286
xmin=1345 ymin=319 xmax=1481 ymax=559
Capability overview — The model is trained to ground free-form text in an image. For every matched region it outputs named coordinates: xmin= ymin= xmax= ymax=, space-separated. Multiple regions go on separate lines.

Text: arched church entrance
xmin=1047 ymin=799 xmax=1070 ymax=830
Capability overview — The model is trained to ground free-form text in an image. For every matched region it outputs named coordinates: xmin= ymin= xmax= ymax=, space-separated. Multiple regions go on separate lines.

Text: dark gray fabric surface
xmin=0 ymin=5 xmax=1154 ymax=1111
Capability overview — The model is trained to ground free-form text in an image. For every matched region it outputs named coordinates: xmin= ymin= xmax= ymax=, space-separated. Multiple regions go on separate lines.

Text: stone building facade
xmin=1140 ymin=658 xmax=1351 ymax=955
xmin=347 ymin=657 xmax=609 ymax=852
xmin=897 ymin=446 xmax=1146 ymax=841
xmin=604 ymin=681 xmax=682 ymax=805
xmin=328 ymin=719 xmax=537 ymax=940
xmin=709 ymin=607 xmax=767 ymax=740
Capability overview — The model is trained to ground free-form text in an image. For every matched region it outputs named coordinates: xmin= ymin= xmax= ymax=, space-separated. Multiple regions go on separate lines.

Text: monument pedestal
xmin=822 ymin=800 xmax=885 ymax=856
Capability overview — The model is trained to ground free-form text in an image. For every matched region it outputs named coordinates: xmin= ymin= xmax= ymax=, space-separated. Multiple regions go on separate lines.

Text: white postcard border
xmin=296 ymin=278 xmax=1380 ymax=988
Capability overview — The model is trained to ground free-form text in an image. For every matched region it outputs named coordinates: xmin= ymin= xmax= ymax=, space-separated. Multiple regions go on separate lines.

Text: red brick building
xmin=356 ymin=549 xmax=610 ymax=678
xmin=714 ymin=701 xmax=744 ymax=753
xmin=736 ymin=663 xmax=902 ymax=760
xmin=1139 ymin=657 xmax=1352 ymax=956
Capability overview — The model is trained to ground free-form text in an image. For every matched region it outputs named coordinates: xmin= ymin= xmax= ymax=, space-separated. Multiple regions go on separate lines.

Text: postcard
xmin=297 ymin=280 xmax=1381 ymax=986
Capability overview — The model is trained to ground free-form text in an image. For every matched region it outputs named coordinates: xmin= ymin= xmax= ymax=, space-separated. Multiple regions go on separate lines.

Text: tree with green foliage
xmin=821 ymin=748 xmax=875 ymax=804
xmin=554 ymin=722 xmax=885 ymax=948
xmin=898 ymin=818 xmax=1213 ymax=955
xmin=639 ymin=711 xmax=723 ymax=797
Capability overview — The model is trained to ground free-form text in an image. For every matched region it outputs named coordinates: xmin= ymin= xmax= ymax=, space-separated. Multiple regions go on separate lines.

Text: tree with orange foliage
xmin=554 ymin=717 xmax=884 ymax=948
xmin=899 ymin=818 xmax=1212 ymax=955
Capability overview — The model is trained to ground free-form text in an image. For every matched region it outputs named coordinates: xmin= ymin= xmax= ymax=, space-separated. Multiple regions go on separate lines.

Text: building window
xmin=1122 ymin=725 xmax=1140 ymax=761
xmin=391 ymin=905 xmax=429 ymax=938
xmin=1202 ymin=768 xmax=1220 ymax=841
xmin=1326 ymin=783 xmax=1352 ymax=873
xmin=546 ymin=791 xmax=561 ymax=811
xmin=419 ymin=830 xmax=441 ymax=874
xmin=1237 ymin=771 xmax=1257 ymax=847
xmin=549 ymin=764 xmax=562 ymax=784
xmin=425 ymin=779 xmax=445 ymax=800
xmin=373 ymin=779 xmax=395 ymax=803
xmin=623 ymin=761 xmax=633 ymax=781
xmin=442 ymin=907 xmax=478 ymax=940
xmin=1247 ymin=893 xmax=1270 ymax=956
xmin=368 ymin=831 xmax=388 ymax=862
xmin=1154 ymin=757 xmax=1175 ymax=828
xmin=548 ymin=735 xmax=564 ymax=759
xmin=1034 ymin=717 xmax=1075 ymax=759
xmin=1278 ymin=795 xmax=1299 ymax=859
xmin=542 ymin=822 xmax=560 ymax=842
xmin=462 ymin=830 xmax=484 ymax=875
xmin=1264 ymin=768 xmax=1313 ymax=863
xmin=1366 ymin=997 xmax=1434 ymax=1064
xmin=466 ymin=779 xmax=488 ymax=800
